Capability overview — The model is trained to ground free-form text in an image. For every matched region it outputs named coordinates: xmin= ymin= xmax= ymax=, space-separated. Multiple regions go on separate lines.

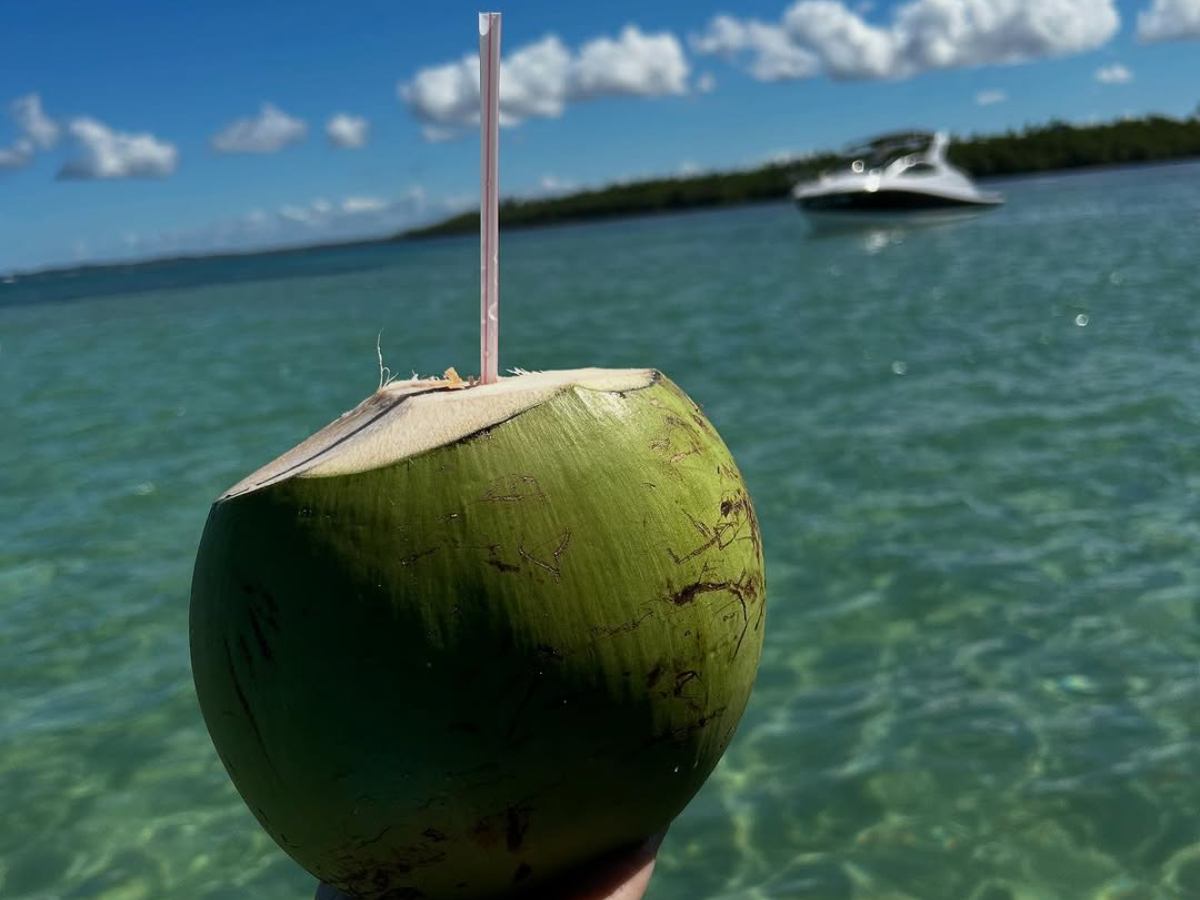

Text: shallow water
xmin=2 ymin=161 xmax=1199 ymax=900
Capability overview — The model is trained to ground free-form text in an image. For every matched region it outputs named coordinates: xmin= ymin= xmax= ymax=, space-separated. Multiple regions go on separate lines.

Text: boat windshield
xmin=845 ymin=132 xmax=934 ymax=170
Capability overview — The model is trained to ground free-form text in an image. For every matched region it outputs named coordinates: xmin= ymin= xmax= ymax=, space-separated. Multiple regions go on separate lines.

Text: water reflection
xmin=802 ymin=207 xmax=998 ymax=243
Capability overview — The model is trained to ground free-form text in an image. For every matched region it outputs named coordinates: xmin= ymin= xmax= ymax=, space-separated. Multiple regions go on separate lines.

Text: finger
xmin=524 ymin=833 xmax=666 ymax=900
xmin=314 ymin=834 xmax=667 ymax=900
xmin=595 ymin=850 xmax=657 ymax=900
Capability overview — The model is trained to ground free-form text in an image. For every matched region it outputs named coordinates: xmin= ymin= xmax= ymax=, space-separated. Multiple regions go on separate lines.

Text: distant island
xmin=6 ymin=113 xmax=1199 ymax=280
xmin=401 ymin=113 xmax=1200 ymax=238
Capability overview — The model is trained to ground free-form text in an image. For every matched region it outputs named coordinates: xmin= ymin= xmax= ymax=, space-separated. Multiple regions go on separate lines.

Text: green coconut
xmin=190 ymin=367 xmax=765 ymax=900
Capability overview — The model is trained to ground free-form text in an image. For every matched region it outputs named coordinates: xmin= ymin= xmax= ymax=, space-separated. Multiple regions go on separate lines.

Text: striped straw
xmin=479 ymin=12 xmax=501 ymax=384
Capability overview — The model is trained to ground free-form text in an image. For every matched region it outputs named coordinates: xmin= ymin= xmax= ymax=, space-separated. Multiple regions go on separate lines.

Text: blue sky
xmin=2 ymin=0 xmax=1198 ymax=271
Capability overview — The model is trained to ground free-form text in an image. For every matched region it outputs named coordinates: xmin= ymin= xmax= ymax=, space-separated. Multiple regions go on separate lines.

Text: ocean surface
xmin=2 ymin=161 xmax=1199 ymax=900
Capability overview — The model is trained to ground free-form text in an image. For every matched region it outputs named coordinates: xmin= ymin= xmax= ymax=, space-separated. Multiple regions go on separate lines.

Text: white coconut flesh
xmin=220 ymin=367 xmax=656 ymax=501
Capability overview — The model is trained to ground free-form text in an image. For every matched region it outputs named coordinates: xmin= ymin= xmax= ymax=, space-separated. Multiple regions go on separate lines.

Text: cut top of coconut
xmin=219 ymin=367 xmax=657 ymax=501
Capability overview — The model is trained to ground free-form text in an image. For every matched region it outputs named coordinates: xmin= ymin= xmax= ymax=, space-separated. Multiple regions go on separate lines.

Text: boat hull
xmin=796 ymin=186 xmax=1002 ymax=231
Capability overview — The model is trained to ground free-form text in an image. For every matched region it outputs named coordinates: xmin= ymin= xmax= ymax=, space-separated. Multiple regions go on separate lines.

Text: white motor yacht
xmin=793 ymin=131 xmax=1003 ymax=229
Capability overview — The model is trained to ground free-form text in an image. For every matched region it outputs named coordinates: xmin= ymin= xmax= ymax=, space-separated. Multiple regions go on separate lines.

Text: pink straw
xmin=479 ymin=12 xmax=501 ymax=385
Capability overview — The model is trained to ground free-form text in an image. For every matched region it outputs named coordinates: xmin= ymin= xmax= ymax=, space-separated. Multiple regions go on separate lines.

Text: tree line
xmin=948 ymin=114 xmax=1200 ymax=176
xmin=402 ymin=112 xmax=1200 ymax=238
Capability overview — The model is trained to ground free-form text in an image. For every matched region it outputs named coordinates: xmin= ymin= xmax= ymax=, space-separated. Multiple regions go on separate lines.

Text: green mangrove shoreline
xmin=403 ymin=115 xmax=1200 ymax=238
xmin=8 ymin=114 xmax=1200 ymax=278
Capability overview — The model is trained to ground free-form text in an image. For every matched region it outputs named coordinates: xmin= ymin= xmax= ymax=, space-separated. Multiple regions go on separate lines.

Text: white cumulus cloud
xmin=276 ymin=189 xmax=426 ymax=230
xmin=0 ymin=138 xmax=34 ymax=170
xmin=975 ymin=88 xmax=1008 ymax=105
xmin=693 ymin=0 xmax=1120 ymax=82
xmin=494 ymin=35 xmax=572 ymax=121
xmin=96 ymin=187 xmax=432 ymax=263
xmin=689 ymin=15 xmax=820 ymax=80
xmin=782 ymin=1 xmax=899 ymax=79
xmin=341 ymin=195 xmax=388 ymax=214
xmin=399 ymin=25 xmax=689 ymax=141
xmin=279 ymin=204 xmax=318 ymax=226
xmin=401 ymin=57 xmax=492 ymax=137
xmin=12 ymin=93 xmax=60 ymax=149
xmin=1094 ymin=63 xmax=1133 ymax=83
xmin=212 ymin=104 xmax=307 ymax=154
xmin=58 ymin=118 xmax=178 ymax=179
xmin=0 ymin=93 xmax=60 ymax=170
xmin=570 ymin=26 xmax=690 ymax=99
xmin=536 ymin=174 xmax=576 ymax=196
xmin=326 ymin=113 xmax=369 ymax=148
xmin=1137 ymin=0 xmax=1200 ymax=42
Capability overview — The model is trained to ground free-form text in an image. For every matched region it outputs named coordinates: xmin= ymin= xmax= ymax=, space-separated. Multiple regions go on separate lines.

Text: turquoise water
xmin=2 ymin=161 xmax=1199 ymax=900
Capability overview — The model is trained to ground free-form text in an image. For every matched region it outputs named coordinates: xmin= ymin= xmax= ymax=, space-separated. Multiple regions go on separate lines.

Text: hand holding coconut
xmin=315 ymin=834 xmax=662 ymax=900
xmin=190 ymin=14 xmax=765 ymax=900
